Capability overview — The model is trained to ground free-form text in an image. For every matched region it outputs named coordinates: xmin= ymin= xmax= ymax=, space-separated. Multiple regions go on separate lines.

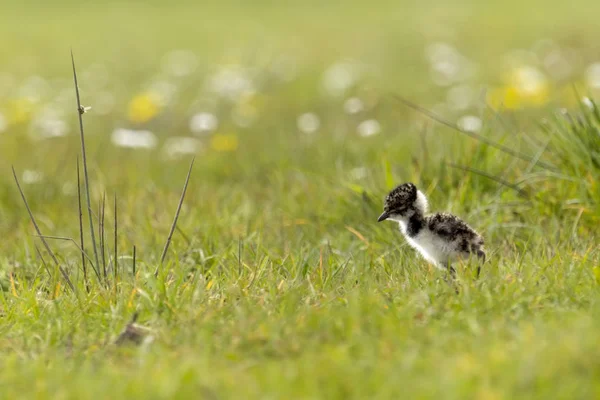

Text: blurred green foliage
xmin=0 ymin=1 xmax=599 ymax=398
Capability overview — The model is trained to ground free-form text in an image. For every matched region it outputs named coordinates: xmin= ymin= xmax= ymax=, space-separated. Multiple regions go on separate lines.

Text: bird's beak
xmin=377 ymin=211 xmax=390 ymax=222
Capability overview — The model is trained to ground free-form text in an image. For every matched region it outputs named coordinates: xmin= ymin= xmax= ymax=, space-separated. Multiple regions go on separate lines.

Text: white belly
xmin=399 ymin=223 xmax=458 ymax=269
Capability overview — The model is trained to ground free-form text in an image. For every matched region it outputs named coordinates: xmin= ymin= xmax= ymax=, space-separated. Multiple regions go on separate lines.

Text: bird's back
xmin=425 ymin=212 xmax=484 ymax=254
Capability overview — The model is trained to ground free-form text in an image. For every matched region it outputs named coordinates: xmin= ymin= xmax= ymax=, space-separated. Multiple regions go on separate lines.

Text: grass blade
xmin=76 ymin=159 xmax=90 ymax=292
xmin=390 ymin=94 xmax=555 ymax=170
xmin=71 ymin=50 xmax=101 ymax=283
xmin=100 ymin=192 xmax=107 ymax=283
xmin=154 ymin=157 xmax=195 ymax=277
xmin=34 ymin=244 xmax=52 ymax=280
xmin=12 ymin=166 xmax=75 ymax=293
xmin=446 ymin=162 xmax=529 ymax=198
xmin=238 ymin=236 xmax=243 ymax=277
xmin=114 ymin=193 xmax=118 ymax=284
xmin=34 ymin=235 xmax=99 ymax=268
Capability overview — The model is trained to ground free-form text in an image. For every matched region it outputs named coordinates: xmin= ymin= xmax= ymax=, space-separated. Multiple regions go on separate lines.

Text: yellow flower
xmin=488 ymin=66 xmax=551 ymax=110
xmin=503 ymin=85 xmax=522 ymax=109
xmin=487 ymin=86 xmax=521 ymax=110
xmin=487 ymin=87 xmax=506 ymax=109
xmin=127 ymin=92 xmax=161 ymax=123
xmin=6 ymin=98 xmax=35 ymax=124
xmin=511 ymin=66 xmax=550 ymax=107
xmin=210 ymin=133 xmax=239 ymax=152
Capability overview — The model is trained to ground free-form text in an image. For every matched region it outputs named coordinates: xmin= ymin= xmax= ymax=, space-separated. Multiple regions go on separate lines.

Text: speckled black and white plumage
xmin=378 ymin=183 xmax=485 ymax=274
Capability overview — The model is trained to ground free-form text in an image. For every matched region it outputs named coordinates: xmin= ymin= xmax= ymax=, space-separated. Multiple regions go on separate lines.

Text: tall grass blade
xmin=238 ymin=236 xmax=243 ymax=277
xmin=34 ymin=235 xmax=98 ymax=267
xmin=114 ymin=193 xmax=118 ymax=284
xmin=76 ymin=159 xmax=90 ymax=292
xmin=446 ymin=162 xmax=529 ymax=198
xmin=71 ymin=50 xmax=101 ymax=283
xmin=100 ymin=192 xmax=107 ymax=283
xmin=12 ymin=166 xmax=75 ymax=293
xmin=154 ymin=157 xmax=195 ymax=277
xmin=390 ymin=94 xmax=554 ymax=170
xmin=34 ymin=244 xmax=52 ymax=280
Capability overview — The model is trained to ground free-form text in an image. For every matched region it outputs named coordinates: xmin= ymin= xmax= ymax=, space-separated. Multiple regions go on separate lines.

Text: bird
xmin=377 ymin=182 xmax=485 ymax=279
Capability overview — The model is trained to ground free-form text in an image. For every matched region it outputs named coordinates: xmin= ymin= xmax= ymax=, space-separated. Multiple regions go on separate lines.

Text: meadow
xmin=1 ymin=0 xmax=600 ymax=398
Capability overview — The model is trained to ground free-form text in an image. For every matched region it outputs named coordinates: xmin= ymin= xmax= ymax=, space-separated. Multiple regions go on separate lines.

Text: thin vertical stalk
xmin=114 ymin=193 xmax=118 ymax=284
xmin=76 ymin=159 xmax=89 ymax=292
xmin=71 ymin=50 xmax=101 ymax=282
xmin=154 ymin=157 xmax=195 ymax=277
xmin=12 ymin=167 xmax=75 ymax=293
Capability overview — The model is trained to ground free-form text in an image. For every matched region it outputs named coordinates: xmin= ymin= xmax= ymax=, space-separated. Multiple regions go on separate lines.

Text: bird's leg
xmin=475 ymin=250 xmax=486 ymax=279
xmin=448 ymin=264 xmax=457 ymax=278
xmin=441 ymin=262 xmax=459 ymax=294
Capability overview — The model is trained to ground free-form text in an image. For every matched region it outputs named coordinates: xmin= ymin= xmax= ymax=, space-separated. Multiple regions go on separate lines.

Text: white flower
xmin=582 ymin=97 xmax=595 ymax=109
xmin=39 ymin=118 xmax=69 ymax=138
xmin=585 ymin=62 xmax=600 ymax=89
xmin=162 ymin=50 xmax=199 ymax=77
xmin=18 ymin=75 xmax=50 ymax=103
xmin=357 ymin=119 xmax=381 ymax=137
xmin=22 ymin=170 xmax=43 ymax=184
xmin=344 ymin=97 xmax=364 ymax=114
xmin=29 ymin=106 xmax=69 ymax=140
xmin=513 ymin=66 xmax=547 ymax=96
xmin=426 ymin=42 xmax=475 ymax=86
xmin=322 ymin=61 xmax=361 ymax=97
xmin=190 ymin=112 xmax=218 ymax=134
xmin=297 ymin=113 xmax=320 ymax=134
xmin=111 ymin=128 xmax=157 ymax=149
xmin=163 ymin=137 xmax=202 ymax=159
xmin=431 ymin=61 xmax=460 ymax=87
xmin=457 ymin=115 xmax=482 ymax=133
xmin=207 ymin=66 xmax=255 ymax=101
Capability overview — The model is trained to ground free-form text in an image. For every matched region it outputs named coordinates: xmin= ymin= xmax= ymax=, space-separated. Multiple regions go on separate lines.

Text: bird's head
xmin=377 ymin=182 xmax=428 ymax=222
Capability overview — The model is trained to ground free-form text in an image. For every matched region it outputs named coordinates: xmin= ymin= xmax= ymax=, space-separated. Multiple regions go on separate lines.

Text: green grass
xmin=1 ymin=1 xmax=600 ymax=398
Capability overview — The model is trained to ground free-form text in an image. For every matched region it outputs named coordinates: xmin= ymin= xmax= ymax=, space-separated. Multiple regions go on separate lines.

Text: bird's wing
xmin=427 ymin=212 xmax=483 ymax=245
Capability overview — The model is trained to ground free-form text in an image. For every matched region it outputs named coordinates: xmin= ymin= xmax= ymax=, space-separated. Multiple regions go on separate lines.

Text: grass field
xmin=1 ymin=1 xmax=600 ymax=398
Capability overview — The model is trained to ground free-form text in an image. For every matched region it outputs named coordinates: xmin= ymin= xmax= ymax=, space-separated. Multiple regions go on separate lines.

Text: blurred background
xmin=2 ymin=3 xmax=600 ymax=396
xmin=1 ymin=0 xmax=600 ymax=255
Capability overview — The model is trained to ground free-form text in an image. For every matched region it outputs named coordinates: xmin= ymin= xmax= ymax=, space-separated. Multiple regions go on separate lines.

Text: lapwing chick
xmin=377 ymin=183 xmax=485 ymax=279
